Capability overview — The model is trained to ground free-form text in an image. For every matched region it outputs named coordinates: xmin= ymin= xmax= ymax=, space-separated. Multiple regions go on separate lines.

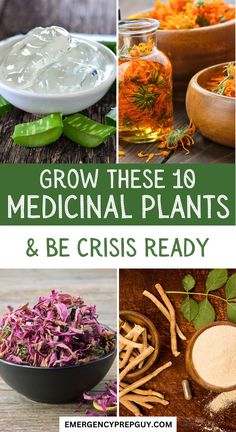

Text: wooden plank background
xmin=0 ymin=269 xmax=117 ymax=432
xmin=0 ymin=0 xmax=116 ymax=163
xmin=119 ymin=269 xmax=236 ymax=431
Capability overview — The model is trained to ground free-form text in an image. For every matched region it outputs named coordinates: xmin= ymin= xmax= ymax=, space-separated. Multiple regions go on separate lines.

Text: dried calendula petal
xmin=137 ymin=151 xmax=149 ymax=158
xmin=130 ymin=37 xmax=154 ymax=57
xmin=158 ymin=150 xmax=170 ymax=157
xmin=146 ymin=153 xmax=155 ymax=162
xmin=160 ymin=121 xmax=196 ymax=155
xmin=119 ymin=150 xmax=125 ymax=157
xmin=158 ymin=142 xmax=166 ymax=149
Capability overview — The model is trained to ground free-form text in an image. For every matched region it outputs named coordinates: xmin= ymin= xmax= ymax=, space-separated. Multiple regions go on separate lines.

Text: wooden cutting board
xmin=119 ymin=269 xmax=236 ymax=432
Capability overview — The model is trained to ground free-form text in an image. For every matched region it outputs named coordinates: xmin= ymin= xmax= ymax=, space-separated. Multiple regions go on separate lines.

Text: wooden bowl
xmin=133 ymin=10 xmax=235 ymax=99
xmin=120 ymin=310 xmax=160 ymax=381
xmin=186 ymin=62 xmax=235 ymax=147
xmin=186 ymin=321 xmax=236 ymax=393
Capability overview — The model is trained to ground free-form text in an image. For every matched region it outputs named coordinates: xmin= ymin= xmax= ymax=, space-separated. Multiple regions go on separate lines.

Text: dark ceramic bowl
xmin=0 ymin=331 xmax=116 ymax=404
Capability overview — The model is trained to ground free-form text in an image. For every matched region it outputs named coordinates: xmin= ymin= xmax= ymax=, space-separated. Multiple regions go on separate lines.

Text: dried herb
xmin=132 ymin=86 xmax=157 ymax=111
xmin=0 ymin=291 xmax=115 ymax=367
xmin=205 ymin=63 xmax=235 ymax=98
xmin=135 ymin=1 xmax=235 ymax=30
xmin=119 ymin=59 xmax=173 ymax=137
xmin=163 ymin=121 xmax=196 ymax=155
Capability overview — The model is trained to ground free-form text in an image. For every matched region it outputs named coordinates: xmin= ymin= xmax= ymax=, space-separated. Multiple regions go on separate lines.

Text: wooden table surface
xmin=119 ymin=103 xmax=235 ymax=164
xmin=119 ymin=269 xmax=236 ymax=432
xmin=0 ymin=0 xmax=116 ymax=164
xmin=0 ymin=269 xmax=117 ymax=432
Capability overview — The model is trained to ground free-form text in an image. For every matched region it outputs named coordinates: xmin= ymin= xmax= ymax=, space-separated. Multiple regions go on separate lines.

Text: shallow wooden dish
xmin=186 ymin=321 xmax=236 ymax=393
xmin=120 ymin=310 xmax=160 ymax=381
xmin=186 ymin=62 xmax=235 ymax=147
xmin=132 ymin=11 xmax=235 ymax=99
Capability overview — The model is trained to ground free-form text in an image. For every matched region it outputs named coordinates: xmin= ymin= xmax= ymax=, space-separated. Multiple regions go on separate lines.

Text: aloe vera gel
xmin=0 ymin=26 xmax=112 ymax=94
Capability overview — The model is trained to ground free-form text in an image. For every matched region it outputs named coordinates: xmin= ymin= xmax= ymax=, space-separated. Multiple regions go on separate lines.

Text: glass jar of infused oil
xmin=119 ymin=19 xmax=173 ymax=143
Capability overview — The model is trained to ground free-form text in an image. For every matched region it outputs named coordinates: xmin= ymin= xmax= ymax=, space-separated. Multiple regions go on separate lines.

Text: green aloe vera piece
xmin=99 ymin=40 xmax=116 ymax=54
xmin=0 ymin=96 xmax=12 ymax=116
xmin=105 ymin=108 xmax=116 ymax=127
xmin=63 ymin=114 xmax=116 ymax=148
xmin=12 ymin=113 xmax=63 ymax=147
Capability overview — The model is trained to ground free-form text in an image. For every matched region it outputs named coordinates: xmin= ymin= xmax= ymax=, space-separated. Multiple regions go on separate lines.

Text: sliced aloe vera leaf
xmin=0 ymin=96 xmax=12 ymax=116
xmin=63 ymin=114 xmax=116 ymax=148
xmin=99 ymin=40 xmax=116 ymax=54
xmin=12 ymin=113 xmax=63 ymax=147
xmin=105 ymin=107 xmax=116 ymax=127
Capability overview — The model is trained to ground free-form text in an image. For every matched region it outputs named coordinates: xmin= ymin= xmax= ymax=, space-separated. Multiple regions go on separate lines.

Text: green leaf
xmin=227 ymin=302 xmax=236 ymax=323
xmin=0 ymin=95 xmax=12 ymax=116
xmin=205 ymin=269 xmax=228 ymax=293
xmin=182 ymin=274 xmax=196 ymax=292
xmin=226 ymin=273 xmax=236 ymax=301
xmin=63 ymin=114 xmax=116 ymax=148
xmin=181 ymin=297 xmax=199 ymax=322
xmin=12 ymin=113 xmax=63 ymax=147
xmin=192 ymin=298 xmax=215 ymax=330
xmin=105 ymin=108 xmax=117 ymax=127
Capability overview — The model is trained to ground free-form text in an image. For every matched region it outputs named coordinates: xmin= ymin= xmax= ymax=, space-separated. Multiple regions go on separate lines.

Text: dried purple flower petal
xmin=0 ymin=291 xmax=115 ymax=367
xmin=77 ymin=381 xmax=117 ymax=416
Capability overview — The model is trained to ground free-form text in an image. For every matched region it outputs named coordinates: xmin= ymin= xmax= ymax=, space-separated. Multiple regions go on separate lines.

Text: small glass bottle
xmin=119 ymin=19 xmax=173 ymax=143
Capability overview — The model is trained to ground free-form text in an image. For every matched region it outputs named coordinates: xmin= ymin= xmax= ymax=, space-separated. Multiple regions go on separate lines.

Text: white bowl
xmin=0 ymin=34 xmax=116 ymax=115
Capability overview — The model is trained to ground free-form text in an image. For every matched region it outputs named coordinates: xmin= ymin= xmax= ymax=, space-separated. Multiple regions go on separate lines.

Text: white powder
xmin=192 ymin=325 xmax=236 ymax=388
xmin=208 ymin=390 xmax=236 ymax=413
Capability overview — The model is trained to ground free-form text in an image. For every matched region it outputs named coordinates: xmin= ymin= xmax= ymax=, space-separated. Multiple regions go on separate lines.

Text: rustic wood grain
xmin=0 ymin=269 xmax=117 ymax=432
xmin=0 ymin=95 xmax=116 ymax=164
xmin=119 ymin=269 xmax=236 ymax=432
xmin=119 ymin=103 xmax=235 ymax=164
xmin=0 ymin=0 xmax=116 ymax=164
xmin=0 ymin=0 xmax=116 ymax=38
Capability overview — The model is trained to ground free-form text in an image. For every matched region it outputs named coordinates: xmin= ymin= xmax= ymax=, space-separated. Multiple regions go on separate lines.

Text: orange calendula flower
xmin=135 ymin=0 xmax=235 ymax=30
xmin=205 ymin=63 xmax=235 ymax=97
xmin=129 ymin=37 xmax=154 ymax=57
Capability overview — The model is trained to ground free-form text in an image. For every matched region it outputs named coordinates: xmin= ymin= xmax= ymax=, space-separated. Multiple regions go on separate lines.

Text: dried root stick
xmin=139 ymin=328 xmax=148 ymax=369
xmin=119 ymin=345 xmax=154 ymax=381
xmin=119 ymin=382 xmax=164 ymax=399
xmin=155 ymin=284 xmax=180 ymax=357
xmin=119 ymin=326 xmax=144 ymax=351
xmin=123 ymin=395 xmax=169 ymax=406
xmin=143 ymin=290 xmax=186 ymax=340
xmin=119 ymin=334 xmax=144 ymax=351
xmin=120 ymin=398 xmax=142 ymax=416
xmin=119 ymin=326 xmax=144 ymax=369
xmin=121 ymin=321 xmax=132 ymax=333
xmin=119 ymin=361 xmax=172 ymax=398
